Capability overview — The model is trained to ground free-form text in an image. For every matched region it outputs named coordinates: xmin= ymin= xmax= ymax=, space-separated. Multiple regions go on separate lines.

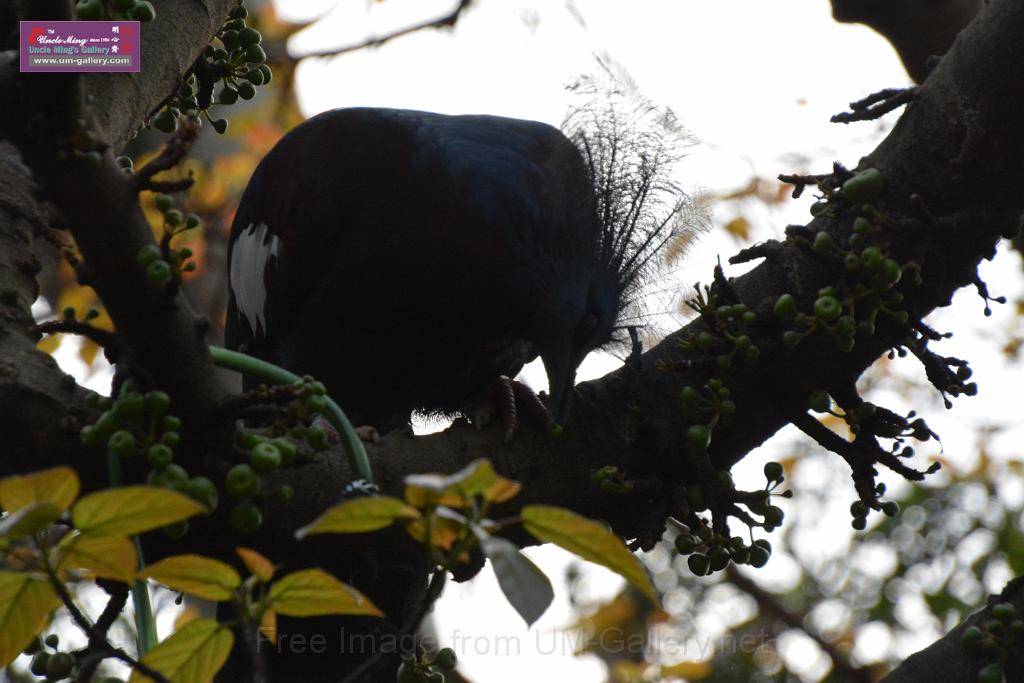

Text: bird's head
xmin=534 ymin=272 xmax=619 ymax=427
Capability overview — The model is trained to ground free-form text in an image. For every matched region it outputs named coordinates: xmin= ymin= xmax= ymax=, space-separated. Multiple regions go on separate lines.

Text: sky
xmin=43 ymin=1 xmax=1024 ymax=681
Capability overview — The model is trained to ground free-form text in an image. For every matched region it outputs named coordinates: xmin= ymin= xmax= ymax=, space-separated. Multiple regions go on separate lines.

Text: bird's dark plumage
xmin=226 ymin=103 xmax=694 ymax=432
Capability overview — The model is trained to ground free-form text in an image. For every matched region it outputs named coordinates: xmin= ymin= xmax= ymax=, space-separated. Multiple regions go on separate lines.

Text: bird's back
xmin=226 ymin=108 xmax=600 ymax=429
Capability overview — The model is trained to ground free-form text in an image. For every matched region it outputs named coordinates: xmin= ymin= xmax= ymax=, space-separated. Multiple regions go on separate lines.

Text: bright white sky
xmin=48 ymin=2 xmax=1024 ymax=681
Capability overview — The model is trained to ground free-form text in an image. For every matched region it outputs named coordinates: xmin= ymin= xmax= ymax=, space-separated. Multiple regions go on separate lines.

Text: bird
xmin=226 ymin=102 xmax=695 ymax=435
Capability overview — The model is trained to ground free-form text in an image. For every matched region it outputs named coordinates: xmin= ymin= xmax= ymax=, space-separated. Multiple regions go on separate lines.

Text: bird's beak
xmin=541 ymin=346 xmax=576 ymax=428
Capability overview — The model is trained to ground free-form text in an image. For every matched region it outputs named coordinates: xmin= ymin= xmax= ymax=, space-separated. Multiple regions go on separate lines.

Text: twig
xmin=216 ymin=383 xmax=307 ymax=420
xmin=75 ymin=580 xmax=130 ymax=682
xmin=296 ymin=0 xmax=472 ymax=59
xmin=37 ymin=537 xmax=170 ymax=683
xmin=336 ymin=568 xmax=447 ymax=683
xmin=33 ymin=318 xmax=117 ymax=350
xmin=726 ymin=566 xmax=875 ymax=683
xmin=132 ymin=120 xmax=200 ymax=193
xmin=831 ymin=87 xmax=917 ymax=124
xmin=792 ymin=411 xmax=879 ymax=504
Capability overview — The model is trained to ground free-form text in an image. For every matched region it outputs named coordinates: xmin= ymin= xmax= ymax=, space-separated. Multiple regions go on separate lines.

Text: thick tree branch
xmin=831 ymin=0 xmax=982 ymax=83
xmin=3 ymin=1 xmax=238 ymax=457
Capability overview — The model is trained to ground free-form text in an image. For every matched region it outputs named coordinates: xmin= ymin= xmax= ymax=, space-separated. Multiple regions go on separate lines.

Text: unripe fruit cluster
xmin=780 ymin=168 xmax=927 ymax=355
xmin=680 ymin=379 xmax=734 ymax=440
xmin=675 ymin=527 xmax=773 ymax=575
xmin=82 ymin=385 xmax=217 ymax=538
xmin=849 ymin=483 xmax=898 ymax=531
xmin=395 ymin=648 xmax=458 ymax=682
xmin=960 ymin=602 xmax=1023 ymax=683
xmin=24 ymin=633 xmax=78 ymax=682
xmin=684 ymin=298 xmax=761 ymax=371
xmin=136 ymin=195 xmax=202 ymax=289
xmin=223 ymin=377 xmax=328 ymax=532
xmin=151 ymin=4 xmax=271 ymax=136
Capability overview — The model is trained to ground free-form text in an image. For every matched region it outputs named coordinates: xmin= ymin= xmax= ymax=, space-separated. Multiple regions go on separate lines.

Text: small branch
xmin=777 ymin=162 xmax=851 ymax=198
xmin=337 ymin=568 xmax=447 ymax=683
xmin=727 ymin=566 xmax=876 ymax=683
xmin=216 ymin=383 xmax=306 ymax=421
xmin=93 ymin=579 xmax=130 ymax=637
xmin=33 ymin=318 xmax=117 ymax=350
xmin=295 ymin=0 xmax=472 ymax=59
xmin=793 ymin=411 xmax=879 ymax=504
xmin=239 ymin=614 xmax=269 ymax=683
xmin=132 ymin=120 xmax=199 ymax=193
xmin=75 ymin=579 xmax=130 ymax=682
xmin=832 ymin=87 xmax=917 ymax=124
xmin=38 ymin=538 xmax=169 ymax=683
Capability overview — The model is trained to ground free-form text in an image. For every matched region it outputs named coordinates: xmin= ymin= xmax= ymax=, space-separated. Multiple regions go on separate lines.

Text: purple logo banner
xmin=20 ymin=21 xmax=140 ymax=73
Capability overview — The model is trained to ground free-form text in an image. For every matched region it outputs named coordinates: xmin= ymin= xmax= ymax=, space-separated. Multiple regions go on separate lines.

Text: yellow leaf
xmin=269 ymin=568 xmax=383 ymax=618
xmin=403 ymin=484 xmax=464 ymax=509
xmin=139 ymin=555 xmax=241 ymax=602
xmin=79 ymin=339 xmax=100 ymax=369
xmin=174 ymin=605 xmax=201 ymax=631
xmin=521 ymin=505 xmax=657 ymax=603
xmin=296 ymin=496 xmax=420 ymax=537
xmin=0 ymin=466 xmax=80 ymax=514
xmin=609 ymin=661 xmax=648 ymax=682
xmin=660 ymin=659 xmax=712 ymax=679
xmin=723 ymin=216 xmax=751 ymax=241
xmin=54 ymin=287 xmax=98 ymax=325
xmin=36 ymin=334 xmax=62 ymax=355
xmin=259 ymin=608 xmax=277 ymax=644
xmin=236 ymin=547 xmax=275 ymax=583
xmin=57 ymin=535 xmax=137 ymax=583
xmin=73 ymin=486 xmax=205 ymax=538
xmin=0 ymin=572 xmax=59 ymax=668
xmin=405 ymin=514 xmax=463 ymax=551
xmin=128 ymin=618 xmax=233 ymax=683
xmin=483 ymin=477 xmax=522 ymax=504
xmin=575 ymin=592 xmax=638 ymax=633
xmin=403 ymin=458 xmax=498 ymax=508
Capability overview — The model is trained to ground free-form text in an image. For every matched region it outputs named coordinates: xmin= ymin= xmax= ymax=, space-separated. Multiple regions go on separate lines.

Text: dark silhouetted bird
xmin=226 ymin=100 xmax=695 ymax=434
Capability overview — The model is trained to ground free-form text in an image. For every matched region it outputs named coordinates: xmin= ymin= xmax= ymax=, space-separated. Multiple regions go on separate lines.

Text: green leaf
xmin=0 ymin=502 xmax=61 ymax=539
xmin=269 ymin=568 xmax=383 ymax=618
xmin=128 ymin=618 xmax=233 ymax=683
xmin=56 ymin=534 xmax=137 ymax=583
xmin=72 ymin=486 xmax=206 ymax=537
xmin=521 ymin=505 xmax=657 ymax=603
xmin=138 ymin=555 xmax=241 ymax=602
xmin=0 ymin=466 xmax=80 ymax=514
xmin=0 ymin=572 xmax=58 ymax=668
xmin=481 ymin=535 xmax=553 ymax=626
xmin=296 ymin=496 xmax=420 ymax=537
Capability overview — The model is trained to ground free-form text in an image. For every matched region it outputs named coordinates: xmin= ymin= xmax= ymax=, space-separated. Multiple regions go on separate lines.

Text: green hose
xmin=209 ymin=346 xmax=373 ymax=482
xmin=106 ymin=446 xmax=157 ymax=654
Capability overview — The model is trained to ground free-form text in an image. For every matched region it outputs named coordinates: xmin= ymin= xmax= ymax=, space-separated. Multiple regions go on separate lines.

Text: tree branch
xmin=293 ymin=0 xmax=473 ymax=60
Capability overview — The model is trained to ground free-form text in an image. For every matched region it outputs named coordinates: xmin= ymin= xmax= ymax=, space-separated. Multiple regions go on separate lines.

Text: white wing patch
xmin=229 ymin=222 xmax=282 ymax=337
